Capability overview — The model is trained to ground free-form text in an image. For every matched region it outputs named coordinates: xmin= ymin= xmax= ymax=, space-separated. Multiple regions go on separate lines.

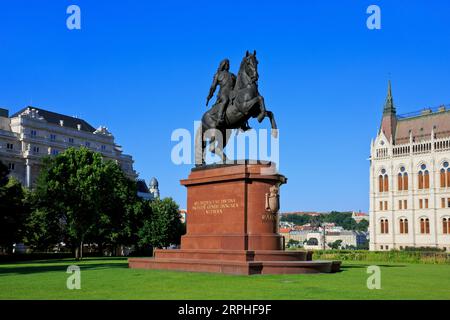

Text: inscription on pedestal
xmin=261 ymin=213 xmax=277 ymax=222
xmin=191 ymin=198 xmax=240 ymax=215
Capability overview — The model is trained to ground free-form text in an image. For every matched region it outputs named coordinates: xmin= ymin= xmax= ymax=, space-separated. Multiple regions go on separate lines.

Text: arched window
xmin=440 ymin=162 xmax=450 ymax=188
xmin=418 ymin=164 xmax=429 ymax=189
xmin=403 ymin=173 xmax=408 ymax=191
xmin=418 ymin=172 xmax=423 ymax=189
xmin=379 ymin=169 xmax=388 ymax=192
xmin=443 ymin=218 xmax=449 ymax=234
xmin=424 ymin=171 xmax=430 ymax=189
xmin=420 ymin=218 xmax=430 ymax=234
xmin=380 ymin=219 xmax=389 ymax=234
xmin=447 ymin=168 xmax=450 ymax=188
xmin=398 ymin=167 xmax=408 ymax=191
xmin=399 ymin=219 xmax=409 ymax=234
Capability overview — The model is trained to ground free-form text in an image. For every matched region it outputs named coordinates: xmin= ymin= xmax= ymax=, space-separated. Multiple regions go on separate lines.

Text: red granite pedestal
xmin=128 ymin=162 xmax=340 ymax=275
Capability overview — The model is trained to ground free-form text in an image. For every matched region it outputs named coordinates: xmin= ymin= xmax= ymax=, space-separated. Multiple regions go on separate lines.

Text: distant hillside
xmin=280 ymin=211 xmax=368 ymax=232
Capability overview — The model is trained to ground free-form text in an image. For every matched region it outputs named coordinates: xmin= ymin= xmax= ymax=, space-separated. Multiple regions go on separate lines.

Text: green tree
xmin=323 ymin=211 xmax=355 ymax=229
xmin=0 ymin=160 xmax=9 ymax=186
xmin=287 ymin=239 xmax=300 ymax=248
xmin=0 ymin=161 xmax=27 ymax=253
xmin=282 ymin=211 xmax=369 ymax=232
xmin=27 ymin=147 xmax=148 ymax=258
xmin=138 ymin=197 xmax=185 ymax=250
xmin=328 ymin=240 xmax=343 ymax=250
xmin=355 ymin=220 xmax=369 ymax=231
xmin=280 ymin=214 xmax=314 ymax=225
xmin=94 ymin=161 xmax=151 ymax=255
xmin=357 ymin=239 xmax=369 ymax=250
xmin=26 ymin=148 xmax=105 ymax=258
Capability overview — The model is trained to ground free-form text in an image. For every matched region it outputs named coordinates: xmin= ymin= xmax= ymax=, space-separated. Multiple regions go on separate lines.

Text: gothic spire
xmin=383 ymin=80 xmax=396 ymax=114
xmin=380 ymin=80 xmax=398 ymax=142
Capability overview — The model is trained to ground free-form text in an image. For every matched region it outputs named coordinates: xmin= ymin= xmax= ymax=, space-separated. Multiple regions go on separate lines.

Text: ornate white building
xmin=137 ymin=177 xmax=160 ymax=201
xmin=0 ymin=106 xmax=137 ymax=187
xmin=369 ymin=82 xmax=450 ymax=251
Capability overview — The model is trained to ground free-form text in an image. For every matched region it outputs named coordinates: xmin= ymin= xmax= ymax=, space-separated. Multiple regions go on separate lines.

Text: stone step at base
xmin=154 ymin=249 xmax=312 ymax=262
xmin=128 ymin=257 xmax=341 ymax=275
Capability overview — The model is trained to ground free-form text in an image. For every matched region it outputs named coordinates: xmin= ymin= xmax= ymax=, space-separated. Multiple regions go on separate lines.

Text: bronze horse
xmin=195 ymin=51 xmax=278 ymax=165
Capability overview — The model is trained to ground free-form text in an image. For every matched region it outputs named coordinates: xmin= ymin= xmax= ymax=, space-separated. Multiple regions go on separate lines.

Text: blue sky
xmin=1 ymin=1 xmax=449 ymax=212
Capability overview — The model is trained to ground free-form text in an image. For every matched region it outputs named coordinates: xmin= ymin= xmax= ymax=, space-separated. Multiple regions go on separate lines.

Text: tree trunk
xmin=80 ymin=241 xmax=83 ymax=260
xmin=99 ymin=243 xmax=104 ymax=257
xmin=75 ymin=246 xmax=79 ymax=260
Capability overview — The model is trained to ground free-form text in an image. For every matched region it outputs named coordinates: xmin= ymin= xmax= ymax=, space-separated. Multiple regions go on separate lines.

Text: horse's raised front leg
xmin=265 ymin=110 xmax=278 ymax=138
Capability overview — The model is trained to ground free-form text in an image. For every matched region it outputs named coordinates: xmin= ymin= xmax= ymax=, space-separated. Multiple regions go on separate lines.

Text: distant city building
xmin=304 ymin=230 xmax=368 ymax=250
xmin=149 ymin=177 xmax=160 ymax=199
xmin=279 ymin=219 xmax=368 ymax=250
xmin=279 ymin=228 xmax=309 ymax=245
xmin=279 ymin=227 xmax=291 ymax=234
xmin=280 ymin=211 xmax=322 ymax=217
xmin=137 ymin=177 xmax=160 ymax=201
xmin=352 ymin=211 xmax=369 ymax=223
xmin=369 ymin=82 xmax=450 ymax=251
xmin=0 ymin=106 xmax=137 ymax=187
xmin=279 ymin=221 xmax=295 ymax=229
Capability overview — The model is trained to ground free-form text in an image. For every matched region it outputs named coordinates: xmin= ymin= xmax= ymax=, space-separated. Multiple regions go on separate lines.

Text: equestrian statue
xmin=197 ymin=50 xmax=278 ymax=165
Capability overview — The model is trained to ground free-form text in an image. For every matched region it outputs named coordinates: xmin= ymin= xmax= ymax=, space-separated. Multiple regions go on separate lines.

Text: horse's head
xmin=242 ymin=50 xmax=259 ymax=83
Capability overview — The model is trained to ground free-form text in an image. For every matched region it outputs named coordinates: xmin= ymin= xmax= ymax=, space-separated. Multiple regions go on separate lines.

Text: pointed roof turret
xmin=380 ymin=80 xmax=398 ymax=142
xmin=383 ymin=80 xmax=396 ymax=115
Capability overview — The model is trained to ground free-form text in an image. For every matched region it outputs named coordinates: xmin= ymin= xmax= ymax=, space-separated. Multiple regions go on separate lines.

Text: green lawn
xmin=0 ymin=257 xmax=449 ymax=300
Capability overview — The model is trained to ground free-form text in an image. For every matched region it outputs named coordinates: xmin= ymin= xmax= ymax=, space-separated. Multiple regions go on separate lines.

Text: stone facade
xmin=280 ymin=229 xmax=309 ymax=245
xmin=304 ymin=230 xmax=367 ymax=250
xmin=369 ymin=82 xmax=450 ymax=251
xmin=0 ymin=106 xmax=137 ymax=187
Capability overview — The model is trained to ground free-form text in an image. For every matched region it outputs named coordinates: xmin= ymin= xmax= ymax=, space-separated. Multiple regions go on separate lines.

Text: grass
xmin=0 ymin=257 xmax=449 ymax=300
xmin=312 ymin=249 xmax=450 ymax=264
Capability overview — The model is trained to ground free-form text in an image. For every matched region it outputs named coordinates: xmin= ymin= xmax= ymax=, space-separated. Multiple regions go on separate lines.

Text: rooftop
xmin=395 ymin=105 xmax=450 ymax=144
xmin=11 ymin=106 xmax=96 ymax=133
xmin=136 ymin=180 xmax=150 ymax=193
xmin=397 ymin=104 xmax=450 ymax=120
xmin=379 ymin=81 xmax=450 ymax=144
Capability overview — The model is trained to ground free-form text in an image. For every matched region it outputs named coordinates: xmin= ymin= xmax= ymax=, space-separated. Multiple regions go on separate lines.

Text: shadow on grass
xmin=0 ymin=257 xmax=128 ymax=266
xmin=341 ymin=264 xmax=407 ymax=270
xmin=0 ymin=259 xmax=129 ymax=276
